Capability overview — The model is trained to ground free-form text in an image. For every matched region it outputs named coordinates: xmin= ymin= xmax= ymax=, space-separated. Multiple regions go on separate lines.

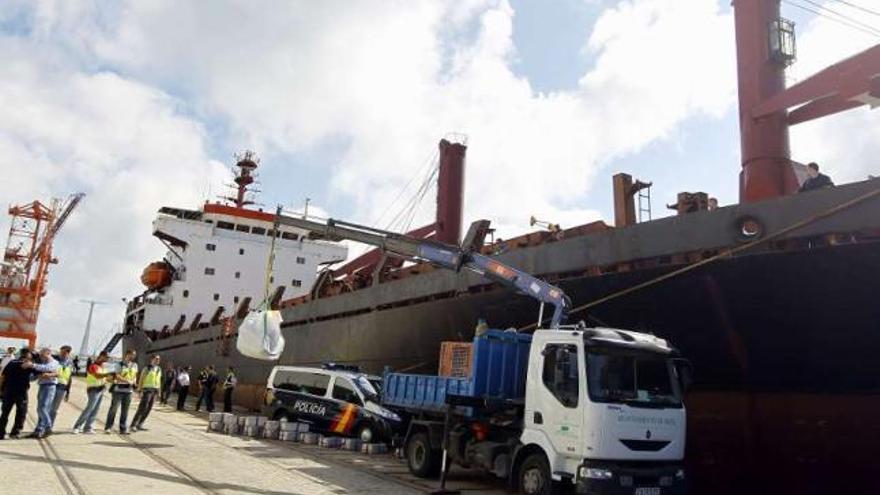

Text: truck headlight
xmin=579 ymin=467 xmax=614 ymax=480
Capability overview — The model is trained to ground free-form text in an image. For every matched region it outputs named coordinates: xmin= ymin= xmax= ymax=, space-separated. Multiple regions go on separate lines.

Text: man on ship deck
xmin=799 ymin=162 xmax=834 ymax=192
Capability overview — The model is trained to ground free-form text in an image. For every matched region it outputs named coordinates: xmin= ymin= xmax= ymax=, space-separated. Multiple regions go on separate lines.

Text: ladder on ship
xmin=102 ymin=332 xmax=124 ymax=354
xmin=638 ymin=185 xmax=652 ymax=222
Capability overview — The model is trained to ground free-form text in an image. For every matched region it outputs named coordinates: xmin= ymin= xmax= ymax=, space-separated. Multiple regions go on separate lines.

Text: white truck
xmin=383 ymin=325 xmax=691 ymax=495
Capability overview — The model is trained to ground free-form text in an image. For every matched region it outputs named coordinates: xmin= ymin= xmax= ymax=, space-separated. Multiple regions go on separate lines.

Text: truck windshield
xmin=586 ymin=352 xmax=682 ymax=408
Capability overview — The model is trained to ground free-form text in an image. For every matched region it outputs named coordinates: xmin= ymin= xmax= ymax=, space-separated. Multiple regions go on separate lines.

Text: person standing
xmin=0 ymin=350 xmax=34 ymax=439
xmin=176 ymin=366 xmax=191 ymax=411
xmin=49 ymin=345 xmax=73 ymax=428
xmin=799 ymin=162 xmax=834 ymax=192
xmin=26 ymin=348 xmax=60 ymax=438
xmin=222 ymin=366 xmax=237 ymax=413
xmin=0 ymin=346 xmax=16 ymax=409
xmin=160 ymin=363 xmax=176 ymax=406
xmin=73 ymin=352 xmax=111 ymax=434
xmin=194 ymin=367 xmax=208 ymax=411
xmin=105 ymin=350 xmax=138 ymax=434
xmin=0 ymin=347 xmax=16 ymax=373
xmin=130 ymin=355 xmax=161 ymax=432
xmin=196 ymin=366 xmax=218 ymax=412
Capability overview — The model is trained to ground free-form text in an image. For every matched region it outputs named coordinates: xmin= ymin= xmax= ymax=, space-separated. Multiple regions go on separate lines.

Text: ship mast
xmin=224 ymin=151 xmax=260 ymax=208
xmin=734 ymin=0 xmax=880 ymax=203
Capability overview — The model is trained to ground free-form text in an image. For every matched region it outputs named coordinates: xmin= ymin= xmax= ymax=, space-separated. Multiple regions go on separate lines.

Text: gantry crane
xmin=0 ymin=193 xmax=84 ymax=349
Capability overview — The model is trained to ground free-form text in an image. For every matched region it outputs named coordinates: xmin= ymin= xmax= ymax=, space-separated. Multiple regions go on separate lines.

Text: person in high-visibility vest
xmin=130 ymin=354 xmax=162 ymax=432
xmin=73 ymin=351 xmax=111 ymax=434
xmin=48 ymin=345 xmax=73 ymax=427
xmin=105 ymin=349 xmax=138 ymax=435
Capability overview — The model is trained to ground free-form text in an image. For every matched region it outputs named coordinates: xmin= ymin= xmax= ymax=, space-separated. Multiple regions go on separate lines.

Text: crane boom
xmin=275 ymin=214 xmax=571 ymax=328
xmin=23 ymin=192 xmax=85 ymax=275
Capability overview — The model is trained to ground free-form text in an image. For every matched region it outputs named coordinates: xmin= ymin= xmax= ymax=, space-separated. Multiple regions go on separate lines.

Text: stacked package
xmin=263 ymin=420 xmax=280 ymax=440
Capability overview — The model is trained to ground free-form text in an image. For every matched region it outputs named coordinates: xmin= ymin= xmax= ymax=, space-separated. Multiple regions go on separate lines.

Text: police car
xmin=263 ymin=364 xmax=401 ymax=443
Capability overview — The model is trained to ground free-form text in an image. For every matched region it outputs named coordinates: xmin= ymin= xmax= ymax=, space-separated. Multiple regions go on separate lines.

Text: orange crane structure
xmin=0 ymin=193 xmax=84 ymax=349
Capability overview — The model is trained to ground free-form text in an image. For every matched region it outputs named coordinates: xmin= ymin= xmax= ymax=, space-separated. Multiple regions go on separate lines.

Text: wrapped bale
xmin=301 ymin=432 xmax=320 ymax=445
xmin=361 ymin=443 xmax=389 ymax=455
xmin=342 ymin=438 xmax=362 ymax=451
xmin=320 ymin=436 xmax=343 ymax=448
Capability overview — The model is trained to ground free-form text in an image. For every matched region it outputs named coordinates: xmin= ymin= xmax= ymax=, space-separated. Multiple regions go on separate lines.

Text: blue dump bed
xmin=382 ymin=330 xmax=532 ymax=414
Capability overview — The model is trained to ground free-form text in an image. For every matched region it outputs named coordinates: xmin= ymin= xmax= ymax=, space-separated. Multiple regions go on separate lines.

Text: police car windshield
xmin=354 ymin=376 xmax=379 ymax=400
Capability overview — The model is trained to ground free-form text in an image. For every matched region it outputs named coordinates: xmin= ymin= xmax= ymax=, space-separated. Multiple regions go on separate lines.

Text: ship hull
xmin=133 ymin=241 xmax=880 ymax=494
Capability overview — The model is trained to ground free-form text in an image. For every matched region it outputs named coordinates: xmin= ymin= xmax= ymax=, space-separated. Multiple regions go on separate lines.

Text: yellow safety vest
xmin=118 ymin=363 xmax=138 ymax=384
xmin=57 ymin=363 xmax=72 ymax=385
xmin=141 ymin=366 xmax=162 ymax=389
xmin=86 ymin=366 xmax=106 ymax=388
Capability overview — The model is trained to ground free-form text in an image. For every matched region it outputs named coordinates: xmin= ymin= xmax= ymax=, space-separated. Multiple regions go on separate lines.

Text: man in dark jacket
xmin=160 ymin=363 xmax=176 ymax=405
xmin=196 ymin=366 xmax=218 ymax=412
xmin=799 ymin=162 xmax=834 ymax=192
xmin=0 ymin=350 xmax=34 ymax=439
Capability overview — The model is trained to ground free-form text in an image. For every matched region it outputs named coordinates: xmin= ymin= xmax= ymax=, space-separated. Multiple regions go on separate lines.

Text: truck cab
xmin=384 ymin=326 xmax=689 ymax=495
xmin=518 ymin=327 xmax=688 ymax=494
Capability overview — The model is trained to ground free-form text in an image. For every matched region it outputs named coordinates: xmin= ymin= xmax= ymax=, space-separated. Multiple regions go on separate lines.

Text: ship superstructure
xmin=124 ymin=153 xmax=347 ymax=338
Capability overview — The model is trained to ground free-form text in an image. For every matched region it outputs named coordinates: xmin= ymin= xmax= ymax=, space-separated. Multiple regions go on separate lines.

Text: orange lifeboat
xmin=141 ymin=261 xmax=172 ymax=290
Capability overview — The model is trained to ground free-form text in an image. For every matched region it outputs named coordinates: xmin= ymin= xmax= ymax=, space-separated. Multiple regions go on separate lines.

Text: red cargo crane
xmin=0 ymin=193 xmax=84 ymax=349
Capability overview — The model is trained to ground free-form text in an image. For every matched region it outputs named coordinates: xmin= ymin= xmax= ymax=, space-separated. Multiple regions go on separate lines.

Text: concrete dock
xmin=0 ymin=378 xmax=506 ymax=494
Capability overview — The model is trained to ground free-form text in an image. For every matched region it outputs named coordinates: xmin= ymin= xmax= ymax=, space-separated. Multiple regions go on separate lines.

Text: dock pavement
xmin=0 ymin=377 xmax=507 ymax=494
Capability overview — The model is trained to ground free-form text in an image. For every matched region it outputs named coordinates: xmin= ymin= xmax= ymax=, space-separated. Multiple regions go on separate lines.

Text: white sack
xmin=236 ymin=307 xmax=285 ymax=360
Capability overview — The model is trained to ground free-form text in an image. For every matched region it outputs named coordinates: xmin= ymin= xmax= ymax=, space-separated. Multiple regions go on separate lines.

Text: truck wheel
xmin=406 ymin=432 xmax=441 ymax=478
xmin=518 ymin=453 xmax=552 ymax=495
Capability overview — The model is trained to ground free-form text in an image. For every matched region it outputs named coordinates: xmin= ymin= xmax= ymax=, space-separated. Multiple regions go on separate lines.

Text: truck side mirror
xmin=673 ymin=358 xmax=694 ymax=393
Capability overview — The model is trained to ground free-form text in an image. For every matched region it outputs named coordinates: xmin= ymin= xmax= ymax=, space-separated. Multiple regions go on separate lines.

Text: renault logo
xmin=645 ymin=430 xmax=652 ymax=439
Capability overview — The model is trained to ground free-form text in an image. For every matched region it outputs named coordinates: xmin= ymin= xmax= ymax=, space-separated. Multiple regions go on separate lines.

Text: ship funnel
xmin=434 ymin=139 xmax=466 ymax=245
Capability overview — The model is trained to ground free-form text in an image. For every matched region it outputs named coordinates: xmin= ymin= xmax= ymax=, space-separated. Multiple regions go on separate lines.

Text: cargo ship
xmin=124 ymin=2 xmax=880 ymax=493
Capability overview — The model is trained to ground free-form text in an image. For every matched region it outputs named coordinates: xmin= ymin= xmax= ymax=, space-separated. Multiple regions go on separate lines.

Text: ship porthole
xmin=735 ymin=215 xmax=764 ymax=242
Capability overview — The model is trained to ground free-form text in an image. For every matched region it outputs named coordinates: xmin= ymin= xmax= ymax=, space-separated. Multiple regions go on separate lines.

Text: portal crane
xmin=274 ymin=215 xmax=571 ymax=328
xmin=0 ymin=192 xmax=84 ymax=348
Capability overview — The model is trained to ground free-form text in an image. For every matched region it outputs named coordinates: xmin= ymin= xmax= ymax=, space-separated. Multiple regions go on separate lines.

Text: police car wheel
xmin=518 ymin=453 xmax=552 ymax=495
xmin=356 ymin=424 xmax=374 ymax=443
xmin=406 ymin=432 xmax=441 ymax=478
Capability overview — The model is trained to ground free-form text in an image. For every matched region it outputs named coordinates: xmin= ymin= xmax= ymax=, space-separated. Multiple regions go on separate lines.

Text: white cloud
xmin=0 ymin=37 xmax=228 ymax=349
xmin=1 ymin=0 xmax=744 ymax=347
xmin=68 ymin=0 xmax=735 ymax=233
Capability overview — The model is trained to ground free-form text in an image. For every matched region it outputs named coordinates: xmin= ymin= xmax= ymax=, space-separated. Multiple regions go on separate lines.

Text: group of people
xmin=164 ymin=363 xmax=238 ymax=414
xmin=0 ymin=345 xmax=238 ymax=439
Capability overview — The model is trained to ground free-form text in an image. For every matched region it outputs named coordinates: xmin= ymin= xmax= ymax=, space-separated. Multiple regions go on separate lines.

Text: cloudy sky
xmin=1 ymin=0 xmax=877 ymax=350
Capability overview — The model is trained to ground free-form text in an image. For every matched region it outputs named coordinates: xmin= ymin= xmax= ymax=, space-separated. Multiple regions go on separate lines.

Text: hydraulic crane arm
xmin=274 ymin=214 xmax=570 ymax=328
